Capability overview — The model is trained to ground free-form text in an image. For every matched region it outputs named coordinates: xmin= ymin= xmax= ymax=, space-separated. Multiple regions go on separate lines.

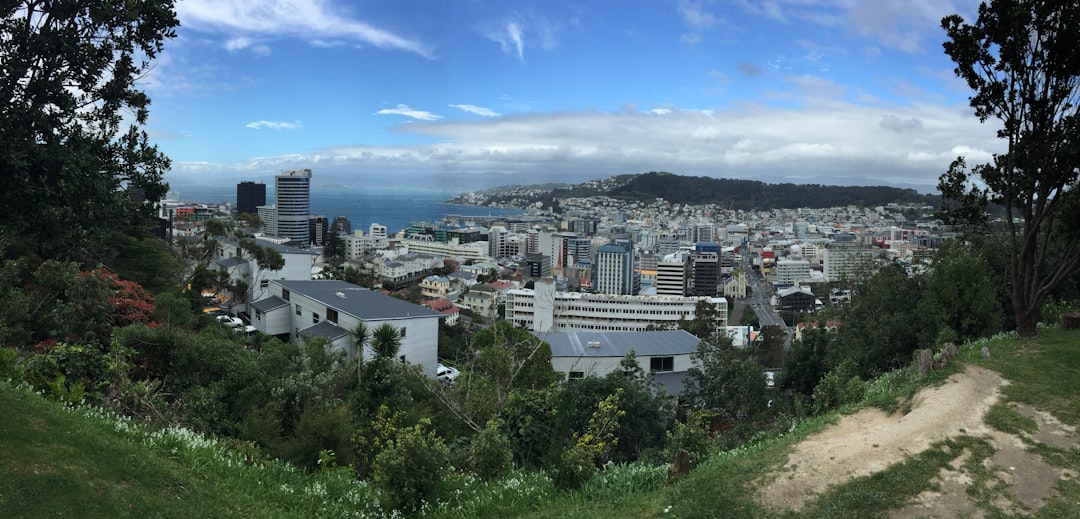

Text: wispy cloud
xmin=450 ymin=104 xmax=502 ymax=117
xmin=478 ymin=13 xmax=561 ymax=62
xmin=246 ymin=120 xmax=302 ymax=130
xmin=482 ymin=19 xmax=526 ymax=61
xmin=677 ymin=0 xmax=726 ymax=46
xmin=177 ymin=0 xmax=434 ymax=59
xmin=375 ymin=104 xmax=442 ymax=121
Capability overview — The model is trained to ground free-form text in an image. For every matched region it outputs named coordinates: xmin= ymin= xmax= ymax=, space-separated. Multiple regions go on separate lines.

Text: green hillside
xmin=451 ymin=172 xmax=939 ymax=210
xmin=4 ymin=326 xmax=1077 ymax=518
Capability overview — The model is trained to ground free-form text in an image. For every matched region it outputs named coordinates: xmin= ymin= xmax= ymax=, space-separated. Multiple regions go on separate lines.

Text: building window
xmin=260 ymin=280 xmax=269 ymax=289
xmin=399 ymin=327 xmax=406 ymax=338
xmin=282 ymin=288 xmax=290 ymax=301
xmin=568 ymin=371 xmax=584 ymax=380
xmin=313 ymin=313 xmax=320 ymax=324
xmin=326 ymin=308 xmax=338 ymax=323
xmin=295 ymin=305 xmax=302 ymax=316
xmin=255 ymin=310 xmax=262 ymax=321
xmin=650 ymin=356 xmax=674 ymax=373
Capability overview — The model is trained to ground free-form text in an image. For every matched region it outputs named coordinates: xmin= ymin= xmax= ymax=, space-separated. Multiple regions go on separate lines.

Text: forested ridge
xmin=460 ymin=171 xmax=939 ymax=210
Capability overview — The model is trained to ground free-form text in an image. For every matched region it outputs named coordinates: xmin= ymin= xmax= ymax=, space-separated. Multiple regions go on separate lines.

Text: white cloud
xmin=479 ymin=13 xmax=562 ymax=62
xmin=678 ymin=0 xmax=717 ymax=29
xmin=171 ymin=101 xmax=1001 ymax=193
xmin=451 ymin=104 xmax=502 ymax=117
xmin=482 ymin=20 xmax=526 ymax=61
xmin=245 ymin=120 xmax=302 ymax=130
xmin=375 ymin=104 xmax=442 ymax=121
xmin=176 ymin=0 xmax=434 ymax=58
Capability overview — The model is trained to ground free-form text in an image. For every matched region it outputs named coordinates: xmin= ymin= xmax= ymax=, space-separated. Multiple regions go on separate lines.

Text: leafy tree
xmin=839 ymin=263 xmax=924 ymax=378
xmin=939 ymin=0 xmax=1080 ymax=336
xmin=555 ymin=371 xmax=671 ymax=463
xmin=781 ymin=326 xmax=840 ymax=396
xmin=917 ymin=240 xmax=1002 ymax=344
xmin=324 ymin=232 xmax=347 ymax=261
xmin=0 ymin=0 xmax=178 ymax=263
xmin=682 ymin=338 xmax=769 ymax=422
xmin=679 ymin=299 xmax=726 ymax=343
xmin=434 ymin=322 xmax=556 ymax=432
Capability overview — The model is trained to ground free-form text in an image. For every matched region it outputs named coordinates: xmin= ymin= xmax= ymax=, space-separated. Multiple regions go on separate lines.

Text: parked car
xmin=216 ymin=315 xmax=243 ymax=328
xmin=436 ymin=363 xmax=460 ymax=385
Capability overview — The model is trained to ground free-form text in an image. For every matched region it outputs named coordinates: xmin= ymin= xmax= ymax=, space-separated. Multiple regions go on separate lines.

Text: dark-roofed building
xmin=777 ymin=285 xmax=818 ymax=313
xmin=250 ymin=280 xmax=443 ymax=376
xmin=534 ymin=329 xmax=703 ymax=395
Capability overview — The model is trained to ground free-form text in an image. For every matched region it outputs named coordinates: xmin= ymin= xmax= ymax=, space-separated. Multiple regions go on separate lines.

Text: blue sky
xmin=150 ymin=0 xmax=996 ymax=193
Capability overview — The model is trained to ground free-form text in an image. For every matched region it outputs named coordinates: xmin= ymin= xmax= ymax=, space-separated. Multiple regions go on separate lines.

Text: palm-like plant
xmin=350 ymin=321 xmax=371 ymax=384
xmin=371 ymin=323 xmax=402 ymax=360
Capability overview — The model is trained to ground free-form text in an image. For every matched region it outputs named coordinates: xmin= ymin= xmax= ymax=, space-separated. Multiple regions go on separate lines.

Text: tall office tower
xmin=692 ymin=251 xmax=719 ymax=296
xmin=331 ymin=216 xmax=352 ymax=235
xmin=656 ymin=250 xmax=691 ymax=296
xmin=566 ymin=237 xmax=592 ymax=266
xmin=309 ymin=214 xmax=329 ymax=246
xmin=593 ymin=239 xmax=636 ymax=295
xmin=275 ymin=169 xmax=312 ymax=244
xmin=257 ymin=204 xmax=277 ymax=235
xmin=236 ymin=181 xmax=266 ymax=215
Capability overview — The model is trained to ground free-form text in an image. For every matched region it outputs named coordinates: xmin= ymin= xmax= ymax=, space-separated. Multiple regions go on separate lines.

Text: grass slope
xmin=2 ymin=327 xmax=1077 ymax=518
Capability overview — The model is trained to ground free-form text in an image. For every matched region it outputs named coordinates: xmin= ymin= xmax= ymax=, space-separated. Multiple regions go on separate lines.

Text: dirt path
xmin=755 ymin=365 xmax=1008 ymax=511
xmin=754 ymin=364 xmax=1079 ymax=515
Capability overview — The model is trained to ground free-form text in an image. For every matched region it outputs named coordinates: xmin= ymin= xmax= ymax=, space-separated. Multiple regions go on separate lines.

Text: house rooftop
xmin=250 ymin=295 xmax=288 ymax=313
xmin=299 ymin=321 xmax=350 ymax=341
xmin=274 ymin=280 xmax=442 ymax=321
xmin=215 ymin=256 xmax=246 ymax=268
xmin=534 ymin=329 xmax=702 ymax=358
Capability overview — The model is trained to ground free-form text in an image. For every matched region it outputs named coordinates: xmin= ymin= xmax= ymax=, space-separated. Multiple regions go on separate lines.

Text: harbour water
xmin=168 ymin=184 xmax=522 ymax=234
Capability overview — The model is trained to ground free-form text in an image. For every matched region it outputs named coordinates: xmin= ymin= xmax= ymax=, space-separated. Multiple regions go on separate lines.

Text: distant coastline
xmin=168 ymin=185 xmax=523 ymax=235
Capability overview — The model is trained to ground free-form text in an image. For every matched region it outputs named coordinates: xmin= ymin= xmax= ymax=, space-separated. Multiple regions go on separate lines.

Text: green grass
xmin=3 ymin=326 xmax=1079 ymax=518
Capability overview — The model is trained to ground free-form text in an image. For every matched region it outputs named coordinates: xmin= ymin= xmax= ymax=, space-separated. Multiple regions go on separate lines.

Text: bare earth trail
xmin=754 ymin=365 xmax=1079 ymax=516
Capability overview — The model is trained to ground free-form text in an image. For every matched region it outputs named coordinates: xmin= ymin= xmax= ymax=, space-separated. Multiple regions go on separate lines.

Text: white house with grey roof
xmin=250 ymin=280 xmax=443 ymax=377
xmin=210 ymin=238 xmax=316 ymax=313
xmin=535 ymin=329 xmax=703 ymax=395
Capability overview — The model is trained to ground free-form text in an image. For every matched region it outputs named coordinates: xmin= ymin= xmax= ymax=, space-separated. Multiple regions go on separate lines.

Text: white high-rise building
xmin=275 ymin=169 xmax=312 ymax=244
xmin=257 ymin=204 xmax=277 ymax=236
xmin=656 ymin=250 xmax=690 ymax=296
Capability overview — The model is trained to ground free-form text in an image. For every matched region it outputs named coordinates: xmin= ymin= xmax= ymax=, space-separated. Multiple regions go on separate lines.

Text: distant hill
xmin=449 ymin=172 xmax=939 ymax=210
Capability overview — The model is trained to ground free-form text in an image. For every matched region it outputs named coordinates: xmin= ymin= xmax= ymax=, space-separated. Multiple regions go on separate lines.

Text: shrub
xmin=555 ymin=443 xmax=597 ymax=490
xmin=0 ymin=347 xmax=23 ymax=381
xmin=468 ymin=419 xmax=513 ymax=480
xmin=664 ymin=409 xmax=715 ymax=464
xmin=812 ymin=362 xmax=866 ymax=415
xmin=373 ymin=419 xmax=449 ymax=512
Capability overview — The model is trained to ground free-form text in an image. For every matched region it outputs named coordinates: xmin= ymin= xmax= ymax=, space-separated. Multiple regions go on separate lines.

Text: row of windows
xmin=564 ymin=356 xmax=673 ymax=380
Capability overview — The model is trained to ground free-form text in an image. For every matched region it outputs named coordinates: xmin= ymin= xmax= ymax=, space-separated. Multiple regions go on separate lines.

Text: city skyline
xmin=150 ymin=0 xmax=995 ymax=193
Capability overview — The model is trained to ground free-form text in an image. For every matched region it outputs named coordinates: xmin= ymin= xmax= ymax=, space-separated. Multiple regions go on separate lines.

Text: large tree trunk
xmin=1012 ymin=289 xmax=1042 ymax=338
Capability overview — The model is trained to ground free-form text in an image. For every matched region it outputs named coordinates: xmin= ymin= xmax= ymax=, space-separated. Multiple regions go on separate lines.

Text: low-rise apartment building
xmin=506 ymin=278 xmax=727 ymax=334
